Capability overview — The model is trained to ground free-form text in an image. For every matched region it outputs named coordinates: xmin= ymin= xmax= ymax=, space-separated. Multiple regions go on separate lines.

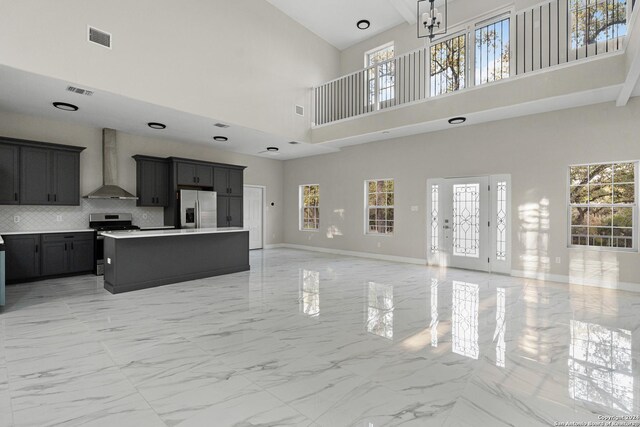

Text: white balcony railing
xmin=314 ymin=0 xmax=634 ymax=126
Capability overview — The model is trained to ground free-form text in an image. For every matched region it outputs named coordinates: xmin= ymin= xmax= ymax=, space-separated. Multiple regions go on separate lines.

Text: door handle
xmin=443 ymin=225 xmax=450 ymax=229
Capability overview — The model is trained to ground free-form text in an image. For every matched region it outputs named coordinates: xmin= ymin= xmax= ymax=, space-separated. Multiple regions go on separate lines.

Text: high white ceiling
xmin=0 ymin=66 xmax=338 ymax=161
xmin=266 ymin=0 xmax=419 ymax=50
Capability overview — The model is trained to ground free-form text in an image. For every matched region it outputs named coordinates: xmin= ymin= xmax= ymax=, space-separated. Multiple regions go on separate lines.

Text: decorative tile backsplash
xmin=0 ymin=199 xmax=164 ymax=232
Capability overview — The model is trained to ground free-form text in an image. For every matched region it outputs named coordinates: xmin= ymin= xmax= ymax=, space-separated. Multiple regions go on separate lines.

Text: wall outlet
xmin=411 ymin=206 xmax=419 ymax=212
xmin=13 ymin=215 xmax=20 ymax=223
xmin=555 ymin=257 xmax=561 ymax=264
xmin=56 ymin=215 xmax=63 ymax=222
xmin=142 ymin=213 xmax=148 ymax=220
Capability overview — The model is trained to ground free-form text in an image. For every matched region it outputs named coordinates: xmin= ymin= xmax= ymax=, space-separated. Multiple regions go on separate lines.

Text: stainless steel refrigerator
xmin=180 ymin=190 xmax=217 ymax=229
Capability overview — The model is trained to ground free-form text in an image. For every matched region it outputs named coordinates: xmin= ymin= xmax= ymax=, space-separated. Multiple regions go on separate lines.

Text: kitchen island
xmin=103 ymin=227 xmax=249 ymax=294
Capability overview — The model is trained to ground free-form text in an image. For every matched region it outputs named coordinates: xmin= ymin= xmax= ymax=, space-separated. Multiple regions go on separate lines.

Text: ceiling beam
xmin=389 ymin=0 xmax=416 ymax=25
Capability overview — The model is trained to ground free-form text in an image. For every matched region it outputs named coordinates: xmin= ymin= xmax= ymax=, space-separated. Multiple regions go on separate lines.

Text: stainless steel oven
xmin=90 ymin=213 xmax=139 ymax=276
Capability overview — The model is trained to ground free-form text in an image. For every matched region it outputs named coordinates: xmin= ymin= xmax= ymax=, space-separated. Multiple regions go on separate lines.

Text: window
xmin=569 ymin=162 xmax=637 ymax=249
xmin=300 ymin=184 xmax=320 ymax=231
xmin=366 ymin=179 xmax=394 ymax=234
xmin=366 ymin=43 xmax=395 ymax=106
xmin=430 ymin=184 xmax=439 ymax=253
xmin=475 ymin=17 xmax=510 ymax=85
xmin=496 ymin=181 xmax=508 ymax=260
xmin=570 ymin=0 xmax=627 ymax=50
xmin=430 ymin=33 xmax=466 ymax=97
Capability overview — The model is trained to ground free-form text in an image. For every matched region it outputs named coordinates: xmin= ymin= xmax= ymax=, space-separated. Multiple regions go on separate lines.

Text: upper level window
xmin=300 ymin=184 xmax=320 ymax=231
xmin=570 ymin=0 xmax=627 ymax=49
xmin=366 ymin=179 xmax=394 ymax=234
xmin=365 ymin=43 xmax=395 ymax=106
xmin=430 ymin=33 xmax=466 ymax=97
xmin=475 ymin=17 xmax=510 ymax=85
xmin=569 ymin=162 xmax=637 ymax=250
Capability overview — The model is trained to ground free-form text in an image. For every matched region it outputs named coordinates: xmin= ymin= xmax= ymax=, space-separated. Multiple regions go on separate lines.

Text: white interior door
xmin=441 ymin=177 xmax=490 ymax=272
xmin=243 ymin=186 xmax=264 ymax=250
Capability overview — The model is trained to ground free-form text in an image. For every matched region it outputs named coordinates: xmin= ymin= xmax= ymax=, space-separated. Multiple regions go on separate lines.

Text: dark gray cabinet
xmin=20 ymin=147 xmax=51 ymax=205
xmin=176 ymin=162 xmax=213 ymax=187
xmin=217 ymin=195 xmax=243 ymax=227
xmin=4 ymin=235 xmax=41 ymax=282
xmin=5 ymin=232 xmax=93 ymax=282
xmin=0 ymin=144 xmax=19 ymax=204
xmin=1 ymin=138 xmax=84 ymax=206
xmin=41 ymin=233 xmax=95 ymax=277
xmin=214 ymin=167 xmax=244 ymax=196
xmin=134 ymin=156 xmax=169 ymax=207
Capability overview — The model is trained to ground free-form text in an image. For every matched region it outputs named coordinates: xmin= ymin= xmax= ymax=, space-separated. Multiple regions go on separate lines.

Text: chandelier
xmin=417 ymin=0 xmax=447 ymax=40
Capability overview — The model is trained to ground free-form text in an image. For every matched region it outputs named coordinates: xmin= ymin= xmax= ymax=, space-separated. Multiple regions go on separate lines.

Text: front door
xmin=428 ymin=175 xmax=511 ymax=274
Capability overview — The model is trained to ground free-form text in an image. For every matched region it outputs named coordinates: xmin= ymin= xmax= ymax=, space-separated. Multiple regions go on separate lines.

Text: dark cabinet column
xmin=139 ymin=160 xmax=157 ymax=206
xmin=0 ymin=144 xmax=19 ymax=204
xmin=20 ymin=147 xmax=51 ymax=205
xmin=229 ymin=197 xmax=243 ymax=227
xmin=51 ymin=151 xmax=80 ymax=205
xmin=4 ymin=235 xmax=41 ymax=281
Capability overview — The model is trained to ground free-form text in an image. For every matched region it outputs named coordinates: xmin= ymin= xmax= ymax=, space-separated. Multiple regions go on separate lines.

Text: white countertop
xmin=0 ymin=229 xmax=95 ymax=236
xmin=0 ymin=235 xmax=3 ymax=246
xmin=139 ymin=226 xmax=176 ymax=230
xmin=101 ymin=227 xmax=248 ymax=239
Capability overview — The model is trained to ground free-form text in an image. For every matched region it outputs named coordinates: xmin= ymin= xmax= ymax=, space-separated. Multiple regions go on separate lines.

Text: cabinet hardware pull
xmin=71 ymin=242 xmax=74 ymax=250
xmin=47 ymin=194 xmax=50 ymax=202
xmin=64 ymin=243 xmax=67 ymax=251
xmin=35 ymin=244 xmax=38 ymax=253
xmin=14 ymin=193 xmax=17 ymax=201
xmin=54 ymin=194 xmax=57 ymax=202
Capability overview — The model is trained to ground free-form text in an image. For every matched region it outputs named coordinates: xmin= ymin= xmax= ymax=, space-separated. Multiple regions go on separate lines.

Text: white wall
xmin=0 ymin=110 xmax=285 ymax=244
xmin=0 ymin=0 xmax=341 ymax=143
xmin=284 ymin=97 xmax=640 ymax=287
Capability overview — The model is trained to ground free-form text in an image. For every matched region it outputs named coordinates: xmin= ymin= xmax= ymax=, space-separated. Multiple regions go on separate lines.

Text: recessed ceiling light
xmin=288 ymin=141 xmax=300 ymax=145
xmin=266 ymin=147 xmax=279 ymax=152
xmin=213 ymin=136 xmax=228 ymax=142
xmin=214 ymin=123 xmax=230 ymax=128
xmin=357 ymin=20 xmax=371 ymax=30
xmin=52 ymin=102 xmax=79 ymax=112
xmin=148 ymin=122 xmax=166 ymax=130
xmin=448 ymin=117 xmax=466 ymax=125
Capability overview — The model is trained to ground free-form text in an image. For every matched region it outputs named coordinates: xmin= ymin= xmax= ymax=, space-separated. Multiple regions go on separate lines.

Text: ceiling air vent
xmin=88 ymin=26 xmax=112 ymax=49
xmin=67 ymin=86 xmax=94 ymax=96
xmin=295 ymin=105 xmax=305 ymax=117
xmin=214 ymin=123 xmax=230 ymax=128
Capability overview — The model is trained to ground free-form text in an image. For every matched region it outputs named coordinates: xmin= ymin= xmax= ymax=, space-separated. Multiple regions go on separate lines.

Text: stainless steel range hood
xmin=84 ymin=129 xmax=138 ymax=200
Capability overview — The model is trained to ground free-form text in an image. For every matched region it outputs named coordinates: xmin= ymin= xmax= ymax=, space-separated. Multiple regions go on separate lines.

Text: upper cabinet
xmin=0 ymin=144 xmax=20 ymax=204
xmin=214 ymin=167 xmax=244 ymax=197
xmin=176 ymin=161 xmax=213 ymax=187
xmin=133 ymin=156 xmax=169 ymax=207
xmin=0 ymin=137 xmax=84 ymax=206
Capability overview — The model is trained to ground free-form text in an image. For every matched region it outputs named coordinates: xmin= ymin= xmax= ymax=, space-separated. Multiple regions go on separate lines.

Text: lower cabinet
xmin=5 ymin=232 xmax=94 ymax=283
xmin=4 ymin=235 xmax=40 ymax=282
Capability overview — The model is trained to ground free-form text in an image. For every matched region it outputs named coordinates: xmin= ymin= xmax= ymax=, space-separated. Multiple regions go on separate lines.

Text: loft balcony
xmin=312 ymin=0 xmax=638 ymax=145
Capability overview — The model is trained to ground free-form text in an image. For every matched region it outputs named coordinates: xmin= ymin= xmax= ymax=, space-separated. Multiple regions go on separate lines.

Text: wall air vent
xmin=214 ymin=123 xmax=230 ymax=128
xmin=67 ymin=86 xmax=94 ymax=96
xmin=295 ymin=105 xmax=305 ymax=117
xmin=88 ymin=26 xmax=112 ymax=49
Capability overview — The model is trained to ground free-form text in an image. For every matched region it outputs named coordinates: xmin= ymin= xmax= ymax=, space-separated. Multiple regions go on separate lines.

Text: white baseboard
xmin=270 ymin=244 xmax=427 ymax=265
xmin=511 ymin=269 xmax=640 ymax=293
xmin=263 ymin=244 xmax=286 ymax=249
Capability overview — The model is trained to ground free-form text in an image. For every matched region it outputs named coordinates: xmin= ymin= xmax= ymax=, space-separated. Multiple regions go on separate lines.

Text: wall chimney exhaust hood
xmin=84 ymin=129 xmax=138 ymax=200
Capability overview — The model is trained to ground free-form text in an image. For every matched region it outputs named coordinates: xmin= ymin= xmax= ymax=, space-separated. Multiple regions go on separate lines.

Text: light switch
xmin=411 ymin=206 xmax=419 ymax=212
xmin=13 ymin=216 xmax=20 ymax=223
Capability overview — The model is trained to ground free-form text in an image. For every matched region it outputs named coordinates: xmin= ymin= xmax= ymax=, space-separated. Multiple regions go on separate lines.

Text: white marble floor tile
xmin=1 ymin=248 xmax=640 ymax=426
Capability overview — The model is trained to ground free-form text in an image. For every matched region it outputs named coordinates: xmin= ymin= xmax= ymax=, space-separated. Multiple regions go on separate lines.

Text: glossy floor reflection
xmin=1 ymin=248 xmax=640 ymax=426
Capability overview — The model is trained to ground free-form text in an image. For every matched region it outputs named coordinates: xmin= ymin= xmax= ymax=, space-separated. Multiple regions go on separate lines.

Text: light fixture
xmin=266 ymin=147 xmax=279 ymax=152
xmin=417 ymin=0 xmax=447 ymax=40
xmin=53 ymin=102 xmax=79 ymax=111
xmin=448 ymin=117 xmax=466 ymax=125
xmin=288 ymin=141 xmax=300 ymax=145
xmin=357 ymin=20 xmax=370 ymax=30
xmin=213 ymin=136 xmax=228 ymax=142
xmin=147 ymin=122 xmax=166 ymax=130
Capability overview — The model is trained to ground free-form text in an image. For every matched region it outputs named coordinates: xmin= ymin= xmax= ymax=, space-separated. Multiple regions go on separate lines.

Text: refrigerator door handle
xmin=195 ymin=199 xmax=200 ymax=229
